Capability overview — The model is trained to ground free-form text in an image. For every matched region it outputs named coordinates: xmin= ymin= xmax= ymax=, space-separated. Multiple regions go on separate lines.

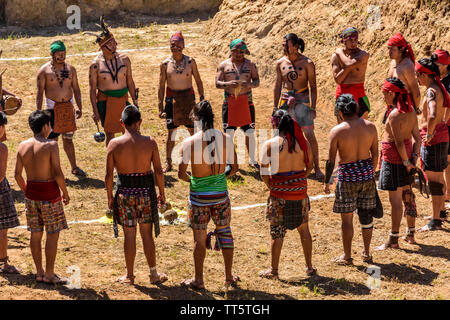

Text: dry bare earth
xmin=0 ymin=17 xmax=448 ymax=300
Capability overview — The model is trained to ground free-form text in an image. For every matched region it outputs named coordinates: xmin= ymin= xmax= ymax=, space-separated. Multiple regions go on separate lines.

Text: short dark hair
xmin=335 ymin=94 xmax=358 ymax=117
xmin=0 ymin=112 xmax=7 ymax=126
xmin=284 ymin=33 xmax=305 ymax=53
xmin=28 ymin=110 xmax=51 ymax=134
xmin=121 ymin=105 xmax=141 ymax=126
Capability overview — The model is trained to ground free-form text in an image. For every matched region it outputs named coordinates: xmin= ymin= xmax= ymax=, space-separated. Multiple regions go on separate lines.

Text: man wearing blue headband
xmin=36 ymin=40 xmax=86 ymax=177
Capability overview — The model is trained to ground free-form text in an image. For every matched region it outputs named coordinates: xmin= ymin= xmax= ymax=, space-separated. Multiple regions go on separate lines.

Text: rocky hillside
xmin=2 ymin=0 xmax=222 ymax=27
xmin=205 ymin=0 xmax=450 ymax=123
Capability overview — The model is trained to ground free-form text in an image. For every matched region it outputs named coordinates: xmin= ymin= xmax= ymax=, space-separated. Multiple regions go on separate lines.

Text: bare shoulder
xmin=118 ymin=53 xmax=130 ymax=62
xmin=218 ymin=59 xmax=229 ymax=69
xmin=364 ymin=119 xmax=377 ymax=131
xmin=90 ymin=58 xmax=100 ymax=69
xmin=276 ymin=57 xmax=286 ymax=65
xmin=360 ymin=49 xmax=370 ymax=58
xmin=0 ymin=142 xmax=7 ymax=153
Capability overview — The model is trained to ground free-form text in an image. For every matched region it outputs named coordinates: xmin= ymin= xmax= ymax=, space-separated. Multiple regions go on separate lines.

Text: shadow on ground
xmin=134 ymin=284 xmax=296 ymax=300
xmin=279 ymin=274 xmax=371 ymax=297
xmin=65 ymin=178 xmax=105 ymax=189
xmin=0 ymin=273 xmax=110 ymax=300
xmin=357 ymin=262 xmax=439 ymax=285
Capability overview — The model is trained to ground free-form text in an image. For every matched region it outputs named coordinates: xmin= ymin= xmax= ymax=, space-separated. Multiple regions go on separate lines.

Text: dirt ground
xmin=0 ymin=19 xmax=448 ymax=300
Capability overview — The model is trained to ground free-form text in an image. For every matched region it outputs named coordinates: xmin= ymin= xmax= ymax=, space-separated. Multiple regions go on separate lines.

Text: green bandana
xmin=230 ymin=39 xmax=250 ymax=55
xmin=51 ymin=41 xmax=66 ymax=54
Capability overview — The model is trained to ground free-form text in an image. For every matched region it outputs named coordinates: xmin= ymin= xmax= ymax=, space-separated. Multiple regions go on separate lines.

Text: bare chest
xmin=166 ymin=58 xmax=193 ymax=81
xmin=44 ymin=65 xmax=72 ymax=88
xmin=223 ymin=61 xmax=251 ymax=81
xmin=98 ymin=57 xmax=127 ymax=83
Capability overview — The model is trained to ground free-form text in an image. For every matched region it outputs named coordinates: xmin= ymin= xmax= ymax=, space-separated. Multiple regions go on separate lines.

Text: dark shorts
xmin=0 ymin=178 xmax=19 ymax=230
xmin=333 ymin=180 xmax=376 ymax=227
xmin=421 ymin=142 xmax=449 ymax=172
xmin=448 ymin=126 xmax=450 ymax=155
xmin=357 ymin=96 xmax=370 ymax=117
xmin=378 ymin=161 xmax=413 ymax=191
xmin=188 ymin=198 xmax=231 ymax=230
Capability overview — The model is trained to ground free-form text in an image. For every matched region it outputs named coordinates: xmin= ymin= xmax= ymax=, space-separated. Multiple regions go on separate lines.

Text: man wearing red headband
xmin=259 ymin=109 xmax=316 ymax=278
xmin=159 ymin=31 xmax=204 ymax=173
xmin=376 ymin=78 xmax=421 ymax=249
xmin=387 ymin=33 xmax=421 ymax=114
xmin=431 ymin=49 xmax=450 ymax=216
xmin=88 ymin=18 xmax=139 ymax=147
xmin=331 ymin=27 xmax=371 ymax=119
xmin=415 ymin=58 xmax=450 ymax=231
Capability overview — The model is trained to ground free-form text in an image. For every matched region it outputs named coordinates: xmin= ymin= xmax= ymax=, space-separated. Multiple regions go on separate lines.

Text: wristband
xmin=325 ymin=160 xmax=335 ymax=184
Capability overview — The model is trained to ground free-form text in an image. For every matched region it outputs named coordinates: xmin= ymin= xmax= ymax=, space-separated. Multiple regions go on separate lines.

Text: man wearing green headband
xmin=216 ymin=38 xmax=260 ymax=170
xmin=36 ymin=40 xmax=86 ymax=177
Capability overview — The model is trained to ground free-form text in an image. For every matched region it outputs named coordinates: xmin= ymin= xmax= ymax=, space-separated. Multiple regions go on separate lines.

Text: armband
xmin=325 ymin=160 xmax=335 ymax=184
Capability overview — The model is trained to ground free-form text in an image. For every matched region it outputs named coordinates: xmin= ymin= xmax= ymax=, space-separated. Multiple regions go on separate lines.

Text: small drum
xmin=1 ymin=95 xmax=21 ymax=115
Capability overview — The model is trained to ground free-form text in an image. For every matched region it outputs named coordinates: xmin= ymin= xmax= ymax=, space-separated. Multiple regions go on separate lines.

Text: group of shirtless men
xmin=0 ymin=21 xmax=449 ymax=289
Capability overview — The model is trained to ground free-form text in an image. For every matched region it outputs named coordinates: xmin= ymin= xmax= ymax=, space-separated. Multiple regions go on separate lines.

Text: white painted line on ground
xmin=13 ymin=193 xmax=335 ymax=229
xmin=0 ymin=44 xmax=193 ymax=61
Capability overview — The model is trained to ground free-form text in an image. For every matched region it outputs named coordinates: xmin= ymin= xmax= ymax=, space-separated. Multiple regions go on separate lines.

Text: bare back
xmin=384 ymin=110 xmax=419 ymax=142
xmin=17 ymin=138 xmax=58 ymax=181
xmin=388 ymin=58 xmax=420 ymax=107
xmin=270 ymin=137 xmax=307 ymax=173
xmin=184 ymin=130 xmax=232 ymax=178
xmin=332 ymin=118 xmax=377 ymax=164
xmin=109 ymin=134 xmax=155 ymax=174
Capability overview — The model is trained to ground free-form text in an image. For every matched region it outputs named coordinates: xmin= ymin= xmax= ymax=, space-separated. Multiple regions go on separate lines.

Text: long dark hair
xmin=284 ymin=33 xmax=305 ymax=53
xmin=193 ymin=100 xmax=221 ymax=174
xmin=386 ymin=77 xmax=407 ymax=106
xmin=272 ymin=109 xmax=297 ymax=153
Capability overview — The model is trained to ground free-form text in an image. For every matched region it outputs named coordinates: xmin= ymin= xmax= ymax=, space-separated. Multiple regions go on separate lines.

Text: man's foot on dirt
xmin=224 ymin=275 xmax=240 ymax=289
xmin=117 ymin=274 xmax=135 ymax=285
xmin=163 ymin=162 xmax=173 ymax=173
xmin=333 ymin=254 xmax=353 ymax=265
xmin=181 ymin=278 xmax=205 ymax=290
xmin=150 ymin=272 xmax=168 ymax=285
xmin=258 ymin=268 xmax=279 ymax=279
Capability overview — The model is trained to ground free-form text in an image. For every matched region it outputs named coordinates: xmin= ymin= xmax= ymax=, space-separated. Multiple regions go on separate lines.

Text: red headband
xmin=415 ymin=62 xmax=450 ymax=109
xmin=170 ymin=31 xmax=184 ymax=47
xmin=382 ymin=80 xmax=413 ymax=114
xmin=433 ymin=49 xmax=450 ymax=65
xmin=387 ymin=33 xmax=415 ymax=63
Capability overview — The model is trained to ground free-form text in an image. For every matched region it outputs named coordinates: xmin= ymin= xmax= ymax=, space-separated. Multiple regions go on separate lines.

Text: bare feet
xmin=117 ymin=274 xmax=135 ymax=285
xmin=150 ymin=272 xmax=168 ymax=285
xmin=258 ymin=268 xmax=279 ymax=279
xmin=333 ymin=254 xmax=353 ymax=265
xmin=181 ymin=278 xmax=205 ymax=290
xmin=35 ymin=274 xmax=45 ymax=283
xmin=403 ymin=235 xmax=417 ymax=244
xmin=306 ymin=267 xmax=317 ymax=276
xmin=375 ymin=242 xmax=399 ymax=251
xmin=419 ymin=220 xmax=442 ymax=232
xmin=361 ymin=252 xmax=373 ymax=263
xmin=43 ymin=274 xmax=68 ymax=285
xmin=224 ymin=275 xmax=240 ymax=289
xmin=163 ymin=162 xmax=173 ymax=173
